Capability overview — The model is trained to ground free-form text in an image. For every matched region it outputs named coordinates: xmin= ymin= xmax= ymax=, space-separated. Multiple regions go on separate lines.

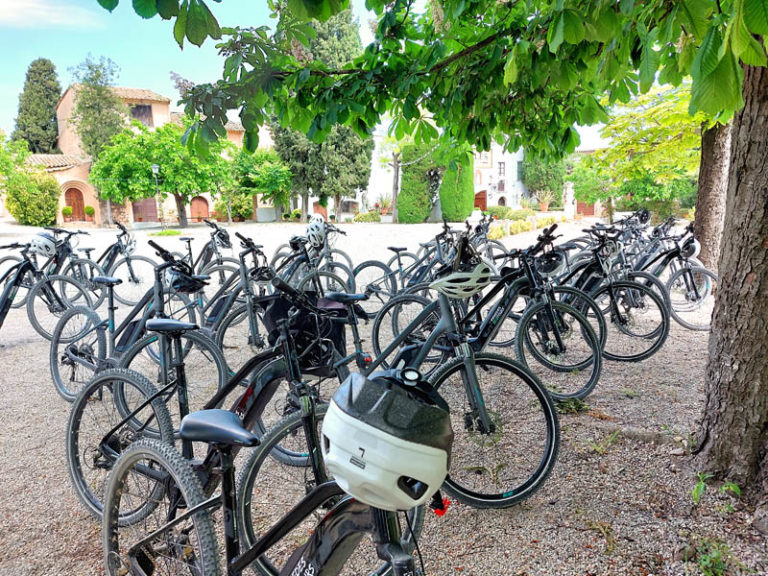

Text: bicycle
xmin=0 ymin=242 xmax=93 ymax=340
xmin=50 ymin=243 xmax=226 ymax=401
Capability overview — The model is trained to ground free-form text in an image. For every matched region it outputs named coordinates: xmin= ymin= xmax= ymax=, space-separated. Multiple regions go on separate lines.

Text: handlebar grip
xmin=235 ymin=231 xmax=249 ymax=242
xmin=147 ymin=240 xmax=173 ymax=261
xmin=270 ymin=276 xmax=300 ymax=298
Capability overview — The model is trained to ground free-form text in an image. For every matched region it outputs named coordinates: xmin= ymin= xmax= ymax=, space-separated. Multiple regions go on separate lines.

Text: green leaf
xmin=731 ymin=0 xmax=768 ymax=66
xmin=562 ymin=10 xmax=585 ymax=45
xmin=132 ymin=0 xmax=157 ymax=18
xmin=244 ymin=130 xmax=259 ymax=153
xmin=97 ymin=0 xmax=119 ymax=11
xmin=173 ymin=0 xmax=188 ymax=47
xmin=639 ymin=40 xmax=659 ymax=92
xmin=157 ymin=0 xmax=180 ymax=19
xmin=186 ymin=0 xmax=217 ymax=46
xmin=691 ymin=27 xmax=722 ymax=79
xmin=678 ymin=0 xmax=711 ymax=41
xmin=403 ymin=98 xmax=419 ymax=120
xmin=690 ymin=51 xmax=744 ymax=116
xmin=744 ymin=0 xmax=768 ymax=34
xmin=592 ymin=9 xmax=620 ymax=43
xmin=547 ymin=12 xmax=565 ymax=53
xmin=503 ymin=49 xmax=518 ymax=85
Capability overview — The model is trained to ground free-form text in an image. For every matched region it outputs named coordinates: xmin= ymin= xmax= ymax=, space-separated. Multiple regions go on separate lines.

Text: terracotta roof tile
xmin=112 ymin=87 xmax=171 ymax=103
xmin=27 ymin=154 xmax=89 ymax=170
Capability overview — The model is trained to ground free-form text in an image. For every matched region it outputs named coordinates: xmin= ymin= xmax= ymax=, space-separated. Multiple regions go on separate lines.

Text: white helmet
xmin=309 ymin=213 xmax=325 ymax=224
xmin=30 ymin=232 xmax=57 ymax=258
xmin=681 ymin=237 xmax=701 ymax=259
xmin=322 ymin=371 xmax=453 ymax=512
xmin=306 ymin=220 xmax=325 ymax=248
xmin=429 ymin=259 xmax=493 ymax=299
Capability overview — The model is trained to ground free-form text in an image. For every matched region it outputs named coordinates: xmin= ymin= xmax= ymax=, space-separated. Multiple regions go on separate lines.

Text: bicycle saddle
xmin=179 ymin=237 xmax=194 ymax=243
xmin=145 ymin=318 xmax=199 ymax=335
xmin=387 ymin=246 xmax=408 ymax=253
xmin=180 ymin=409 xmax=260 ymax=447
xmin=92 ymin=276 xmax=122 ymax=286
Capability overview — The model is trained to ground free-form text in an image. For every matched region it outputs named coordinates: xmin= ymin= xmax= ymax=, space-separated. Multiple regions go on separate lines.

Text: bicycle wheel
xmin=66 ymin=368 xmax=174 ymax=520
xmin=590 ymin=280 xmax=670 ymax=362
xmin=353 ymin=260 xmax=397 ymax=315
xmin=199 ymin=263 xmax=239 ymax=306
xmin=329 ymin=248 xmax=354 ymax=271
xmin=26 ymin=274 xmax=93 ymax=340
xmin=515 ymin=300 xmax=602 ymax=401
xmin=296 ymin=269 xmax=349 ymax=296
xmin=386 ymin=251 xmax=419 ymax=275
xmin=371 ymin=293 xmax=448 ymax=373
xmin=215 ymin=302 xmax=271 ymax=373
xmin=109 ymin=255 xmax=157 ymax=306
xmin=103 ymin=438 xmax=220 ymax=575
xmin=63 ymin=257 xmax=106 ymax=309
xmin=666 ymin=266 xmax=718 ymax=331
xmin=50 ymin=305 xmax=107 ymax=402
xmin=553 ymin=286 xmax=607 ymax=351
xmin=236 ymin=405 xmax=424 ymax=576
xmin=320 ymin=260 xmax=356 ymax=292
xmin=429 ymin=352 xmax=559 ymax=508
xmin=118 ymin=330 xmax=227 ymax=432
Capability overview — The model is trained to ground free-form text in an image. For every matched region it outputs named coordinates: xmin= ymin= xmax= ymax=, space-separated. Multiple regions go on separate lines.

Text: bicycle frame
xmin=0 ymin=258 xmax=35 ymax=329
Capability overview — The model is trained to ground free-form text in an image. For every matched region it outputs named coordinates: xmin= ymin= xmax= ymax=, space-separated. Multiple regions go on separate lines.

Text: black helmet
xmin=164 ymin=266 xmax=208 ymax=294
xmin=214 ymin=229 xmax=231 ymax=249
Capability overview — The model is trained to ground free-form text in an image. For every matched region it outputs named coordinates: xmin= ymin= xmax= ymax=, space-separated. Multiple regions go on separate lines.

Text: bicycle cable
xmin=404 ymin=510 xmax=427 ymax=576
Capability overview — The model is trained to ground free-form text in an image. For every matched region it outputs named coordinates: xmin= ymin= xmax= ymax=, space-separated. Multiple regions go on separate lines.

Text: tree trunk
xmin=302 ymin=193 xmax=309 ymax=222
xmin=334 ymin=193 xmax=342 ymax=220
xmin=695 ymin=65 xmax=768 ymax=527
xmin=392 ymin=152 xmax=400 ymax=224
xmin=174 ymin=194 xmax=188 ymax=228
xmin=695 ymin=122 xmax=732 ymax=271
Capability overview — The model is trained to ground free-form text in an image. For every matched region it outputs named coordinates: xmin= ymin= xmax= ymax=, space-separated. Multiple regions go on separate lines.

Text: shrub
xmin=439 ymin=153 xmax=474 ymax=221
xmin=215 ymin=193 xmax=254 ymax=220
xmin=353 ymin=211 xmax=381 ymax=223
xmin=509 ymin=221 xmax=523 ymax=235
xmin=84 ymin=205 xmax=95 ymax=217
xmin=487 ymin=223 xmax=506 ymax=240
xmin=486 ymin=206 xmax=509 ymax=220
xmin=536 ymin=216 xmax=557 ymax=229
xmin=282 ymin=212 xmax=291 ymax=220
xmin=292 ymin=208 xmax=302 ymax=220
xmin=521 ymin=220 xmax=534 ymax=232
xmin=5 ymin=172 xmax=60 ymax=226
xmin=508 ymin=208 xmax=535 ymax=221
xmin=62 ymin=206 xmax=73 ymax=217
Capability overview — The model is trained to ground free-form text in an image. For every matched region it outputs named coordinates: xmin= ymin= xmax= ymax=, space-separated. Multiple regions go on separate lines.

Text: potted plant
xmin=62 ymin=206 xmax=73 ymax=222
xmin=534 ymin=189 xmax=555 ymax=212
xmin=84 ymin=205 xmax=95 ymax=222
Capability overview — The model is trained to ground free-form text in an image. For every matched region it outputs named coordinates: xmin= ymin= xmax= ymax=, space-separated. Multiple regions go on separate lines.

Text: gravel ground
xmin=0 ymin=219 xmax=765 ymax=575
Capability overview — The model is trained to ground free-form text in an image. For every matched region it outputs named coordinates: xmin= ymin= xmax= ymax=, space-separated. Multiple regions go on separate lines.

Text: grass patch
xmin=555 ymin=397 xmax=589 ymax=414
xmin=586 ymin=430 xmax=621 ymax=455
xmin=149 ymin=229 xmax=182 ymax=236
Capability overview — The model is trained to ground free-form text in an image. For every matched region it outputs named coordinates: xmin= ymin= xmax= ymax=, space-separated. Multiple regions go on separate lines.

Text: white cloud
xmin=0 ymin=0 xmax=105 ymax=29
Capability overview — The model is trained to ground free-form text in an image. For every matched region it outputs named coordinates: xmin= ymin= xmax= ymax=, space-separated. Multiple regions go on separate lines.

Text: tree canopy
xmin=12 ymin=58 xmax=61 ymax=153
xmin=105 ymin=0 xmax=767 ymax=159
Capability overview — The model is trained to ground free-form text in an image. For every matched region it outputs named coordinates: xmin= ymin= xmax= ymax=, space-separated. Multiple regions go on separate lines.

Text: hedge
xmin=353 ymin=211 xmax=381 ymax=222
xmin=6 ymin=172 xmax=59 ymax=227
xmin=398 ymin=142 xmax=439 ymax=224
xmin=439 ymin=154 xmax=474 ymax=222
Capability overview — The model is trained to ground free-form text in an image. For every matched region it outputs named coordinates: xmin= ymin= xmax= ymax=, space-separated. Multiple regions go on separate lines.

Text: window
xmin=130 ymin=105 xmax=154 ymax=127
xmin=517 ymin=160 xmax=523 ymax=180
xmin=498 ymin=162 xmax=506 ymax=177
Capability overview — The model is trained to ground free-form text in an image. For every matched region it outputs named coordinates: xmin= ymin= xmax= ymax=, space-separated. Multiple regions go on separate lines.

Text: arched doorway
xmin=498 ymin=196 xmax=506 ymax=207
xmin=190 ymin=196 xmax=209 ymax=222
xmin=474 ymin=190 xmax=487 ymax=211
xmin=65 ymin=188 xmax=85 ymax=221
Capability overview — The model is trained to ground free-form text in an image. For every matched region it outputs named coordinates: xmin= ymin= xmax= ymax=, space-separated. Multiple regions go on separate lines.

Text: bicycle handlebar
xmin=147 ymin=239 xmax=175 ymax=263
xmin=270 ymin=276 xmax=302 ymax=300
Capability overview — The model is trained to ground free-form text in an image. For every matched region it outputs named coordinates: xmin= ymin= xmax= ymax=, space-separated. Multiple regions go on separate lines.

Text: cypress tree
xmin=12 ymin=58 xmax=61 ymax=153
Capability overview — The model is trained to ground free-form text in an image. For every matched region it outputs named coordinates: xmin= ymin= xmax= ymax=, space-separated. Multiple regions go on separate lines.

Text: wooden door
xmin=132 ymin=198 xmax=159 ymax=222
xmin=577 ymin=201 xmax=595 ymax=216
xmin=190 ymin=196 xmax=209 ymax=221
xmin=474 ymin=190 xmax=487 ymax=211
xmin=65 ymin=189 xmax=85 ymax=221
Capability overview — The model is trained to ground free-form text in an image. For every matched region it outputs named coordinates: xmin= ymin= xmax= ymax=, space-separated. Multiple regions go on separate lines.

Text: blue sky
xmin=0 ymin=0 xmax=605 ymax=149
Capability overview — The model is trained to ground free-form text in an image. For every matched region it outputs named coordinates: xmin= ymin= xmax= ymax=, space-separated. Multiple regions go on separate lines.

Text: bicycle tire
xmin=215 ymin=302 xmax=270 ymax=373
xmin=236 ymin=405 xmax=424 ymax=576
xmin=665 ymin=266 xmax=717 ymax=331
xmin=117 ymin=330 xmax=227 ymax=432
xmin=50 ymin=305 xmax=107 ymax=402
xmin=329 ymin=248 xmax=354 ymax=271
xmin=589 ymin=280 xmax=670 ymax=362
xmin=102 ymin=438 xmax=220 ymax=575
xmin=296 ymin=269 xmax=350 ymax=296
xmin=515 ymin=300 xmax=602 ymax=401
xmin=370 ymin=293 xmax=449 ymax=372
xmin=63 ymin=257 xmax=107 ymax=309
xmin=353 ymin=260 xmax=397 ymax=315
xmin=109 ymin=255 xmax=157 ymax=306
xmin=429 ymin=352 xmax=560 ymax=508
xmin=26 ymin=274 xmax=93 ymax=340
xmin=66 ymin=368 xmax=174 ymax=521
